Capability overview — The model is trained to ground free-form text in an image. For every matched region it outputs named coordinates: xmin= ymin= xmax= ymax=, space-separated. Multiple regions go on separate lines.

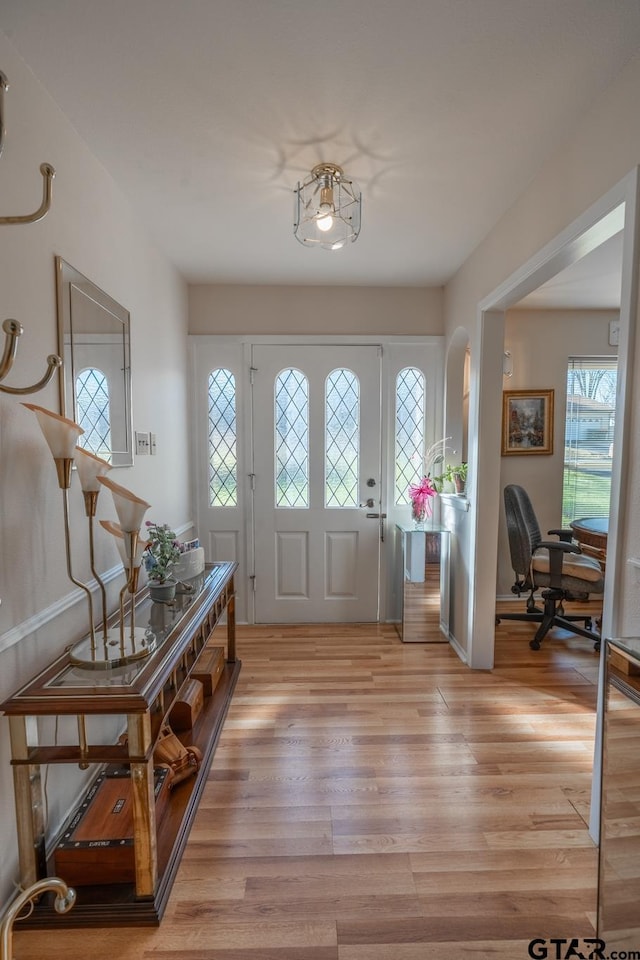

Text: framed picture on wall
xmin=502 ymin=389 xmax=554 ymax=456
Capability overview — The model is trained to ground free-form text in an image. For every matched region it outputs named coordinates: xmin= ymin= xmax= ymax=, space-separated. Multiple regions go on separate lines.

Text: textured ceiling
xmin=1 ymin=0 xmax=640 ymax=289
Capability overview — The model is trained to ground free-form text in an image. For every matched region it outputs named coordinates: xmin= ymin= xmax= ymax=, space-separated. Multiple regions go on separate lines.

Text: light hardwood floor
xmin=15 ymin=614 xmax=602 ymax=959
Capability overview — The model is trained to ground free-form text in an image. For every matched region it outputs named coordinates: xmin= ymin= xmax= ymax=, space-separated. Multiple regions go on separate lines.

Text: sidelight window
xmin=394 ymin=367 xmax=425 ymax=505
xmin=208 ymin=368 xmax=237 ymax=506
xmin=75 ymin=367 xmax=112 ymax=461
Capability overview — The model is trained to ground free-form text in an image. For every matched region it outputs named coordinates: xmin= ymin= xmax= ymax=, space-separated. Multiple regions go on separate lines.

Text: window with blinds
xmin=562 ymin=356 xmax=617 ymax=526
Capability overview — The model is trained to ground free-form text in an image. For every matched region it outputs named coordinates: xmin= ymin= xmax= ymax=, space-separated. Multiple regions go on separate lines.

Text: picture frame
xmin=502 ymin=389 xmax=554 ymax=456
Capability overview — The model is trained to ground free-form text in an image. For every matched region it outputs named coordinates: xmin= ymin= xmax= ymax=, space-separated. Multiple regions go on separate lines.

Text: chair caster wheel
xmin=585 ymin=618 xmax=593 ymax=629
xmin=495 ymin=616 xmax=501 ymax=626
xmin=529 ymin=639 xmax=541 ymax=650
xmin=594 ymin=641 xmax=601 ymax=653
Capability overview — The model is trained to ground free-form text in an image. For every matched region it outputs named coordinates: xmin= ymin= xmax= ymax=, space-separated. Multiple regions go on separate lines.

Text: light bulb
xmin=317 ymin=214 xmax=333 ymax=232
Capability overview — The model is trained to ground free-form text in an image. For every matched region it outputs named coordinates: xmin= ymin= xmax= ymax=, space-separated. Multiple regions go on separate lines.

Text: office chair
xmin=496 ymin=484 xmax=604 ymax=650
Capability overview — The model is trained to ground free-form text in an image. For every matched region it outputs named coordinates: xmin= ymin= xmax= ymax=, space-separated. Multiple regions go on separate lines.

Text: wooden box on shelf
xmin=191 ymin=645 xmax=225 ymax=696
xmin=54 ymin=766 xmax=171 ymax=886
xmin=169 ymin=678 xmax=204 ymax=731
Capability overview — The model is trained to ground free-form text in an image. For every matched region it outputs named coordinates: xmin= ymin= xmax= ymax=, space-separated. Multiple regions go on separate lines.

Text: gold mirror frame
xmin=55 ymin=256 xmax=133 ymax=467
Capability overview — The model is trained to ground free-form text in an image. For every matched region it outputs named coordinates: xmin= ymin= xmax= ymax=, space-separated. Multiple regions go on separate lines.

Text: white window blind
xmin=562 ymin=356 xmax=617 ymax=525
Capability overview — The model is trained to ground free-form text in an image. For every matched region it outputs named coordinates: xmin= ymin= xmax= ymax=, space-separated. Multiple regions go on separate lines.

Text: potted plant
xmin=143 ymin=522 xmax=181 ymax=601
xmin=450 ymin=462 xmax=468 ymax=494
xmin=435 ymin=462 xmax=468 ymax=494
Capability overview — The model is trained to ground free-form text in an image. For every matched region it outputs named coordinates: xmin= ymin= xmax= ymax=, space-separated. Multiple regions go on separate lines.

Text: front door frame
xmin=190 ymin=333 xmax=444 ymax=625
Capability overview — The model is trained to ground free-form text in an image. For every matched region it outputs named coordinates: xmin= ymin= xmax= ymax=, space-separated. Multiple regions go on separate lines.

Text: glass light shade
xmin=23 ymin=403 xmax=83 ymax=458
xmin=98 ymin=475 xmax=150 ymax=532
xmin=74 ymin=447 xmax=111 ymax=492
xmin=293 ymin=163 xmax=361 ymax=250
xmin=100 ymin=520 xmax=148 ymax=568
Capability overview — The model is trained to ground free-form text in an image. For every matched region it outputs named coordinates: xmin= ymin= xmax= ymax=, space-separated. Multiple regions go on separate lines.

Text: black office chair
xmin=496 ymin=484 xmax=604 ymax=650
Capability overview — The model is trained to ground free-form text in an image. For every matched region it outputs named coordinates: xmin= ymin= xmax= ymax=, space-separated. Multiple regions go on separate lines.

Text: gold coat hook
xmin=0 ymin=162 xmax=55 ymax=225
xmin=0 ymin=319 xmax=62 ymax=395
xmin=0 ymin=877 xmax=76 ymax=959
xmin=0 ymin=70 xmax=7 ymax=159
xmin=0 ymin=70 xmax=56 ymax=225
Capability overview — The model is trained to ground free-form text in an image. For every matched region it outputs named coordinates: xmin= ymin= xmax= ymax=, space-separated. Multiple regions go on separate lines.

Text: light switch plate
xmin=135 ymin=431 xmax=150 ymax=455
xmin=609 ymin=319 xmax=620 ymax=346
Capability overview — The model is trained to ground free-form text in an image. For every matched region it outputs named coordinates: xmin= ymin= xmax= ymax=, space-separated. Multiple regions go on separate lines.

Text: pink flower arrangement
xmin=408 ymin=476 xmax=437 ymax=523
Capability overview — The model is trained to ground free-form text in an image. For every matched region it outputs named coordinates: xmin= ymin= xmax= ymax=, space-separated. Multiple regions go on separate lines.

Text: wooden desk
xmin=570 ymin=516 xmax=608 ymax=567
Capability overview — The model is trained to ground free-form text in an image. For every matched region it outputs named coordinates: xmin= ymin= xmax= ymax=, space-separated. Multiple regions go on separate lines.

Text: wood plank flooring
xmin=14 ymin=615 xmax=601 ymax=959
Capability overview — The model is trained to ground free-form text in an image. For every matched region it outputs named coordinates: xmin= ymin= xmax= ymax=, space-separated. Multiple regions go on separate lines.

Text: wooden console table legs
xmin=126 ymin=713 xmax=157 ymax=898
xmin=9 ymin=716 xmax=46 ymax=890
xmin=227 ymin=591 xmax=236 ymax=662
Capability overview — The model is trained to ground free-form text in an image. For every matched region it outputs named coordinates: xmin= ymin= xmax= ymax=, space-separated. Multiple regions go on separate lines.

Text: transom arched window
xmin=75 ymin=367 xmax=112 ymax=461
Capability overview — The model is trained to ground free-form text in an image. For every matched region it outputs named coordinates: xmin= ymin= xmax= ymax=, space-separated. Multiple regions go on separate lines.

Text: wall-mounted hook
xmin=0 ymin=71 xmax=56 ymax=224
xmin=0 ymin=162 xmax=55 ymax=225
xmin=0 ymin=319 xmax=62 ymax=395
xmin=1 ymin=877 xmax=76 ymax=959
xmin=0 ymin=70 xmax=8 ymax=159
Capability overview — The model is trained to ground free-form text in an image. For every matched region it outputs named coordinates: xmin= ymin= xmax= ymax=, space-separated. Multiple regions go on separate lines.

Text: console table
xmin=395 ymin=522 xmax=450 ymax=642
xmin=1 ymin=561 xmax=239 ymax=927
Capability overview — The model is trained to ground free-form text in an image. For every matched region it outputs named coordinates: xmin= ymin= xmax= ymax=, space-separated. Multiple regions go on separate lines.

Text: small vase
xmin=411 ymin=504 xmax=427 ymax=529
xmin=149 ymin=579 xmax=176 ymax=603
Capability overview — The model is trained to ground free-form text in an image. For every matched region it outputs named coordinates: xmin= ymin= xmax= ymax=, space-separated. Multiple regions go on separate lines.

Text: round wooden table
xmin=570 ymin=516 xmax=608 ymax=549
xmin=570 ymin=517 xmax=608 ymax=567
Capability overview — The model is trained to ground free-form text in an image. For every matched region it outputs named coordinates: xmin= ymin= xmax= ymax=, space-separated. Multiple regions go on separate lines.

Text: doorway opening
xmin=470 ymin=176 xmax=638 ymax=673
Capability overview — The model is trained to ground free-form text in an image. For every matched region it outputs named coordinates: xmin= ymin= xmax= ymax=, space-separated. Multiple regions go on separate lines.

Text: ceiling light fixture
xmin=293 ymin=162 xmax=361 ymax=250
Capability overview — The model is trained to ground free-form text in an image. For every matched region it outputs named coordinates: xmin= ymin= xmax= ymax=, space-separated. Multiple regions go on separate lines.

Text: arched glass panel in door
xmin=325 ymin=368 xmax=359 ymax=508
xmin=275 ymin=368 xmax=309 ymax=508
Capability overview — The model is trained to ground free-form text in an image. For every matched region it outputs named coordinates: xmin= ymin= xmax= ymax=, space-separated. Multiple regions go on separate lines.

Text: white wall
xmin=0 ymin=33 xmax=190 ymax=907
xmin=189 ymin=284 xmax=443 ymax=335
xmin=444 ymin=48 xmax=640 ymax=660
xmin=497 ymin=309 xmax=618 ymax=596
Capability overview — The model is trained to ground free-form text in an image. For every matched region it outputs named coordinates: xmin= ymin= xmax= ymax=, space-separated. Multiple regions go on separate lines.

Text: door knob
xmin=360 ymin=498 xmax=375 ymax=508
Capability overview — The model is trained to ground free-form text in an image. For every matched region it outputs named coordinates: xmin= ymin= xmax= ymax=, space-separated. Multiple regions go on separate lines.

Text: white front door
xmin=251 ymin=344 xmax=382 ymax=622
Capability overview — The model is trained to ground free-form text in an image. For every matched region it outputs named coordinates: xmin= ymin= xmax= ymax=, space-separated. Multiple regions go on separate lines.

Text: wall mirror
xmin=56 ymin=256 xmax=133 ymax=467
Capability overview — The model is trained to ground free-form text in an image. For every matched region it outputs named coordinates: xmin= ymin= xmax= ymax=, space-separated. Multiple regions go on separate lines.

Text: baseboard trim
xmin=448 ymin=633 xmax=468 ymax=663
